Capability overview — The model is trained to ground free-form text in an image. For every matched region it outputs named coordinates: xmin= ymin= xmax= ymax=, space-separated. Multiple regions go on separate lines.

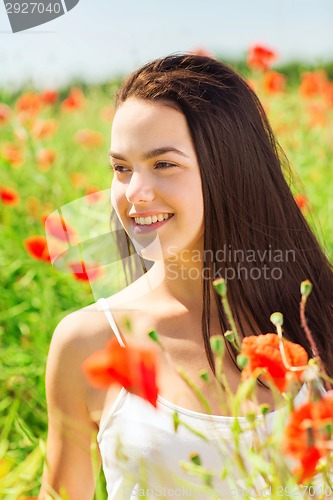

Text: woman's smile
xmin=131 ymin=213 xmax=175 ymax=235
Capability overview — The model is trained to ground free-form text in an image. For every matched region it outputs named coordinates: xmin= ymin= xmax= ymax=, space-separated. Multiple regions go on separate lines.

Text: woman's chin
xmin=131 ymin=233 xmax=164 ymax=262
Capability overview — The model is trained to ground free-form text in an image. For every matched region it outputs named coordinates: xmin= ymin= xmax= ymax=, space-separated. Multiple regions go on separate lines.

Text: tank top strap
xmin=96 ymin=297 xmax=126 ymax=347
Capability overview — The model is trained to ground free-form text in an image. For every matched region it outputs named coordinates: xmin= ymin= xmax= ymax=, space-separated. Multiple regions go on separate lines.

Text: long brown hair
xmin=113 ymin=53 xmax=333 ymax=377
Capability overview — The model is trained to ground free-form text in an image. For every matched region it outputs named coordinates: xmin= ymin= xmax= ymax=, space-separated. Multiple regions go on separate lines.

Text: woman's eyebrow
xmin=109 ymin=146 xmax=189 ymax=161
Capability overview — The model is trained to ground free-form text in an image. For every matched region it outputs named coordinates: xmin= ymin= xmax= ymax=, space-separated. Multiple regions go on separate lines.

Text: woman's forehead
xmin=113 ymin=97 xmax=183 ymax=125
xmin=111 ymin=98 xmax=194 ymax=157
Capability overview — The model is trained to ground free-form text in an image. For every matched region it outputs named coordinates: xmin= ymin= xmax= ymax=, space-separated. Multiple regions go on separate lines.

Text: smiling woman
xmin=39 ymin=54 xmax=333 ymax=499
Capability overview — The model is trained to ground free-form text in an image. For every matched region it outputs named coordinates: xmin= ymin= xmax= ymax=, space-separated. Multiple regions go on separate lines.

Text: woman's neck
xmin=146 ymin=258 xmax=205 ymax=308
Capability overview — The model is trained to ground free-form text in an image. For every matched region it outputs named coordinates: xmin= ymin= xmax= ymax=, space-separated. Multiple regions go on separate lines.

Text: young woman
xmin=39 ymin=54 xmax=333 ymax=499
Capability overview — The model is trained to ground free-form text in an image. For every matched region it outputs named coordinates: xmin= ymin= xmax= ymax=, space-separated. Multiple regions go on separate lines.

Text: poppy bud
xmin=199 ymin=369 xmax=209 ymax=382
xmin=212 ymin=277 xmax=227 ymax=297
xmin=270 ymin=312 xmax=283 ymax=327
xmin=148 ymin=330 xmax=159 ymax=343
xmin=210 ymin=335 xmax=224 ymax=356
xmin=190 ymin=453 xmax=201 ymax=465
xmin=260 ymin=403 xmax=270 ymax=415
xmin=237 ymin=355 xmax=249 ymax=369
xmin=224 ymin=330 xmax=234 ymax=343
xmin=301 ymin=279 xmax=313 ymax=298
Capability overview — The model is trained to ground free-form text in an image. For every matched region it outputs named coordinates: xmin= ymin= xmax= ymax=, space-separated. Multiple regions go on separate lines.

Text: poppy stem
xmin=176 ymin=420 xmax=209 ymax=442
xmin=149 ymin=330 xmax=214 ymax=414
xmin=275 ymin=325 xmax=306 ymax=372
xmin=300 ymin=296 xmax=332 ymax=391
xmin=220 ymin=296 xmax=242 ymax=352
xmin=212 ymin=278 xmax=242 ymax=351
xmin=176 ymin=366 xmax=213 ymax=415
xmin=300 ymin=297 xmax=320 ymax=361
xmin=322 ymin=456 xmax=333 ymax=490
xmin=214 ymin=355 xmax=233 ymax=414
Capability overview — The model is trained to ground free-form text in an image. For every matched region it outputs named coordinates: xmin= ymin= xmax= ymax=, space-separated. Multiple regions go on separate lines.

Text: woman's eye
xmin=155 ymin=162 xmax=177 ymax=169
xmin=112 ymin=165 xmax=130 ymax=173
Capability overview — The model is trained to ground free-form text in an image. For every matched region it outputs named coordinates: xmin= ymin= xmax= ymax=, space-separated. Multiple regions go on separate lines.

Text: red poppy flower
xmin=284 ymin=394 xmax=333 ymax=483
xmin=1 ymin=144 xmax=24 ymax=168
xmin=24 ymin=236 xmax=50 ymax=262
xmin=68 ymin=260 xmax=104 ymax=282
xmin=61 ymin=87 xmax=85 ymax=111
xmin=296 ymin=446 xmax=322 ymax=484
xmin=263 ymin=71 xmax=286 ymax=94
xmin=31 ymin=119 xmax=58 ymax=140
xmin=40 ymin=90 xmax=58 ymax=105
xmin=240 ymin=334 xmax=308 ymax=392
xmin=299 ymin=71 xmax=328 ymax=98
xmin=0 ymin=185 xmax=19 ymax=206
xmin=74 ymin=129 xmax=103 ymax=148
xmin=83 ymin=336 xmax=159 ymax=407
xmin=37 ymin=149 xmax=57 ymax=171
xmin=43 ymin=212 xmax=77 ymax=243
xmin=0 ymin=103 xmax=11 ymax=125
xmin=247 ymin=45 xmax=277 ymax=71
xmin=16 ymin=92 xmax=41 ymax=116
xmin=294 ymin=193 xmax=308 ymax=211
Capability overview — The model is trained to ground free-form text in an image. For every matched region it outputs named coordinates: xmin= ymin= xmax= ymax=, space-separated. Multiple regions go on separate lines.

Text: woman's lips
xmin=131 ymin=214 xmax=174 ymax=234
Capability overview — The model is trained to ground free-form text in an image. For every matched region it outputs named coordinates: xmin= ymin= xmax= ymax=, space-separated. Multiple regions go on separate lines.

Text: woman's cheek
xmin=110 ymin=179 xmax=126 ymax=207
xmin=110 ymin=185 xmax=118 ymax=210
xmin=110 ymin=184 xmax=126 ymax=223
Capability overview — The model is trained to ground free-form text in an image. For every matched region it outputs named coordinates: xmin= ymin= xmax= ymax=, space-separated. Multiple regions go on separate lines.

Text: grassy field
xmin=0 ymin=60 xmax=332 ymax=498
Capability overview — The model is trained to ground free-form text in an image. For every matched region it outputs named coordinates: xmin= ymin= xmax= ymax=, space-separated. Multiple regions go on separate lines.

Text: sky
xmin=0 ymin=0 xmax=332 ymax=89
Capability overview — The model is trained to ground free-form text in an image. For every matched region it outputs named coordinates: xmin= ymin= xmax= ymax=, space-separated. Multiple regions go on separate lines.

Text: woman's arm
xmin=38 ymin=313 xmax=100 ymax=500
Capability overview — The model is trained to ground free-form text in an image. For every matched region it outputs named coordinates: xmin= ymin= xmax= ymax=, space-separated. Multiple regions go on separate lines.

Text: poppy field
xmin=1 ymin=47 xmax=333 ymax=498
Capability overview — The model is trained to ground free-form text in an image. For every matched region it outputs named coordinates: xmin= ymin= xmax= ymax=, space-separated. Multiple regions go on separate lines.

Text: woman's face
xmin=110 ymin=98 xmax=204 ymax=261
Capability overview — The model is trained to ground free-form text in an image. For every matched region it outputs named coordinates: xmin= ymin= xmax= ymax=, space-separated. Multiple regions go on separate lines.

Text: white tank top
xmin=96 ymin=298 xmax=307 ymax=499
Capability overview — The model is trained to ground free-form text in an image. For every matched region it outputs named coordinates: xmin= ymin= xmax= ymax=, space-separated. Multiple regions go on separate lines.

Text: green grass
xmin=0 ymin=63 xmax=332 ymax=498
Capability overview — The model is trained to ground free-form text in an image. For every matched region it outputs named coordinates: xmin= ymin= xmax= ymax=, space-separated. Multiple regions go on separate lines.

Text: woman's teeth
xmin=134 ymin=213 xmax=173 ymax=226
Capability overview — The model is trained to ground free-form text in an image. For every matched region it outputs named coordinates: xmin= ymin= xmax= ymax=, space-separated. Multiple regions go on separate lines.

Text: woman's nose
xmin=126 ymin=171 xmax=155 ymax=203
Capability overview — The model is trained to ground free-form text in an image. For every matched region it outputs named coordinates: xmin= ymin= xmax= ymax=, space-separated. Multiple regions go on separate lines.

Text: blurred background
xmin=1 ymin=0 xmax=333 ymax=88
xmin=0 ymin=1 xmax=332 ymax=497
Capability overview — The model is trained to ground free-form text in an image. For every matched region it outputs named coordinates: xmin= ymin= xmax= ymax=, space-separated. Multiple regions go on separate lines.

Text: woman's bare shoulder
xmin=49 ymin=268 xmax=162 ymax=363
xmin=52 ymin=303 xmax=103 ymax=343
